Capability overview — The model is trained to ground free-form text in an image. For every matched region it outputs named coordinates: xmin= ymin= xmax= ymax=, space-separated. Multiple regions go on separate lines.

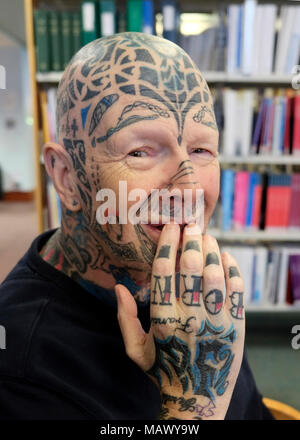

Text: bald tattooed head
xmin=56 ymin=32 xmax=217 ymax=148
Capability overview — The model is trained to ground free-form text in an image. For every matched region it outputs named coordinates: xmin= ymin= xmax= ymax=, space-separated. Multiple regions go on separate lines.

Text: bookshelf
xmin=25 ymin=0 xmax=300 ymax=311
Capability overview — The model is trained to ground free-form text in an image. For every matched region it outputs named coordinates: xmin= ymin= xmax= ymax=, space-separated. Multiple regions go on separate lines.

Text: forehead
xmin=57 ymin=33 xmax=215 ymax=145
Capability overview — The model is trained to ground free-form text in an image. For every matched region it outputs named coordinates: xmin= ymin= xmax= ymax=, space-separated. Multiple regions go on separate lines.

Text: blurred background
xmin=0 ymin=0 xmax=300 ymax=417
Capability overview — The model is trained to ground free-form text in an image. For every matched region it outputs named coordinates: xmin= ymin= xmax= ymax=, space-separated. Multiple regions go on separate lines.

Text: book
xmin=274 ymin=6 xmax=296 ymax=74
xmin=290 ymin=254 xmax=300 ymax=304
xmin=61 ymin=11 xmax=73 ymax=69
xmin=292 ymin=93 xmax=300 ymax=155
xmin=72 ymin=12 xmax=82 ymax=55
xmin=142 ymin=0 xmax=154 ymax=34
xmin=99 ymin=0 xmax=116 ymax=37
xmin=289 ymin=174 xmax=300 ymax=228
xmin=162 ymin=0 xmax=177 ymax=43
xmin=49 ymin=11 xmax=63 ymax=71
xmin=283 ymin=90 xmax=293 ymax=155
xmin=34 ymin=9 xmax=51 ymax=72
xmin=251 ymin=173 xmax=262 ymax=228
xmin=226 ymin=5 xmax=239 ymax=73
xmin=81 ymin=0 xmax=99 ymax=46
xmin=245 ymin=172 xmax=257 ymax=227
xmin=285 ymin=6 xmax=300 ymax=74
xmin=126 ymin=0 xmax=142 ymax=32
xmin=233 ymin=171 xmax=249 ymax=230
xmin=277 ymin=247 xmax=300 ymax=305
xmin=221 ymin=169 xmax=235 ymax=231
xmin=252 ymin=246 xmax=268 ymax=304
xmin=265 ymin=174 xmax=292 ymax=229
xmin=241 ymin=0 xmax=257 ymax=75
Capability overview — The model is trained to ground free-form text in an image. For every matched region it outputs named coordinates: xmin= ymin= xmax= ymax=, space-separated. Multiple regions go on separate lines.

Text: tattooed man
xmin=0 ymin=33 xmax=273 ymax=420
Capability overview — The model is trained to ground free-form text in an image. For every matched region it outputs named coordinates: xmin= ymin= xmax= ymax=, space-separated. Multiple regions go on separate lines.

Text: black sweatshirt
xmin=0 ymin=230 xmax=273 ymax=420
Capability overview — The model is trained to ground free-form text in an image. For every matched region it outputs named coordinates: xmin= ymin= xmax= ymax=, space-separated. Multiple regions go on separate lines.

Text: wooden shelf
xmin=246 ymin=304 xmax=300 ymax=312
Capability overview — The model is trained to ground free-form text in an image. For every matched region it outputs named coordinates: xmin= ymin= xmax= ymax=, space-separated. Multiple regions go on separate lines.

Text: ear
xmin=43 ymin=142 xmax=81 ymax=211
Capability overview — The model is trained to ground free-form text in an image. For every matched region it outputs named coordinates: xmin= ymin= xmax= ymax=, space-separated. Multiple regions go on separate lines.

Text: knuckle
xmin=204 ymin=271 xmax=224 ymax=287
xmin=152 ymin=259 xmax=171 ymax=275
xmin=180 ymin=252 xmax=202 ymax=272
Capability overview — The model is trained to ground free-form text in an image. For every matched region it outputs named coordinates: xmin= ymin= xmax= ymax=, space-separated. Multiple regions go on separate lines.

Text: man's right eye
xmin=128 ymin=150 xmax=148 ymax=158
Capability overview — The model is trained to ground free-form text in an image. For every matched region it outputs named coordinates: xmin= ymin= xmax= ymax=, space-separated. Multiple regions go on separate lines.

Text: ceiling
xmin=0 ymin=0 xmax=25 ymax=46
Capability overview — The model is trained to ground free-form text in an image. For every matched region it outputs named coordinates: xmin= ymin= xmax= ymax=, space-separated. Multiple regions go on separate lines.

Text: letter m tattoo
xmin=152 ymin=275 xmax=172 ymax=306
xmin=181 ymin=275 xmax=202 ymax=306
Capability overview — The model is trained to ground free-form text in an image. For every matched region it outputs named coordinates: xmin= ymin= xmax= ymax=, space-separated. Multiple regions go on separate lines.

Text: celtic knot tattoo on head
xmin=56 ymin=32 xmax=216 ymax=147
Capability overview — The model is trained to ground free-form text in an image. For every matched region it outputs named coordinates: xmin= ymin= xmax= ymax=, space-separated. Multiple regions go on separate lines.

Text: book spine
xmin=61 ymin=11 xmax=73 ymax=69
xmin=72 ymin=12 xmax=82 ymax=55
xmin=233 ymin=171 xmax=249 ymax=230
xmin=99 ymin=0 xmax=116 ymax=37
xmin=293 ymin=93 xmax=300 ymax=155
xmin=221 ymin=169 xmax=235 ymax=231
xmin=241 ymin=0 xmax=257 ymax=75
xmin=289 ymin=174 xmax=300 ymax=227
xmin=81 ymin=0 xmax=99 ymax=46
xmin=162 ymin=0 xmax=177 ymax=43
xmin=252 ymin=174 xmax=262 ymax=228
xmin=34 ymin=9 xmax=51 ymax=72
xmin=49 ymin=11 xmax=63 ymax=71
xmin=126 ymin=0 xmax=142 ymax=32
xmin=283 ymin=92 xmax=292 ymax=155
xmin=290 ymin=254 xmax=300 ymax=302
xmin=246 ymin=173 xmax=257 ymax=227
xmin=142 ymin=0 xmax=154 ymax=34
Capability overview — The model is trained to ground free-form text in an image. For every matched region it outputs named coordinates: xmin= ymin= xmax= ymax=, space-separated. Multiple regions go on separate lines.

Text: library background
xmin=0 ymin=0 xmax=300 ymax=415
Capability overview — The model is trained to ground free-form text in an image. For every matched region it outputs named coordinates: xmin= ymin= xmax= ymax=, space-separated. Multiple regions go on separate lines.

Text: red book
xmin=233 ymin=171 xmax=250 ymax=230
xmin=252 ymin=174 xmax=262 ymax=228
xmin=283 ymin=90 xmax=294 ymax=155
xmin=265 ymin=174 xmax=292 ymax=228
xmin=289 ymin=174 xmax=300 ymax=228
xmin=292 ymin=93 xmax=300 ymax=155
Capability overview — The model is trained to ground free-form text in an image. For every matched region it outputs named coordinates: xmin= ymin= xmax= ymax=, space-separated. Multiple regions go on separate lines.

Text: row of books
xmin=221 ymin=171 xmax=300 ymax=231
xmin=220 ymin=244 xmax=300 ymax=307
xmin=226 ymin=2 xmax=300 ymax=75
xmin=34 ymin=0 xmax=157 ymax=72
xmin=221 ymin=88 xmax=300 ymax=157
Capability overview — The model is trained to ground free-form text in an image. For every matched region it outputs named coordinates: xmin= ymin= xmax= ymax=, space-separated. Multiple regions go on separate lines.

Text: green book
xmin=126 ymin=0 xmax=142 ymax=32
xmin=117 ymin=10 xmax=127 ymax=33
xmin=49 ymin=11 xmax=63 ymax=71
xmin=61 ymin=11 xmax=73 ymax=69
xmin=72 ymin=11 xmax=82 ymax=55
xmin=99 ymin=0 xmax=116 ymax=37
xmin=33 ymin=9 xmax=50 ymax=72
xmin=81 ymin=0 xmax=99 ymax=46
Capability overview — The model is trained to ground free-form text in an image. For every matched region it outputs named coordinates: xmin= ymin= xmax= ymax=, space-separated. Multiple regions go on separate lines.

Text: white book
xmin=259 ymin=5 xmax=277 ymax=74
xmin=240 ymin=89 xmax=255 ymax=156
xmin=265 ymin=247 xmax=281 ymax=304
xmin=252 ymin=5 xmax=263 ymax=74
xmin=223 ymin=88 xmax=238 ymax=156
xmin=275 ymin=6 xmax=296 ymax=73
xmin=101 ymin=12 xmax=115 ymax=37
xmin=226 ymin=5 xmax=239 ymax=73
xmin=285 ymin=6 xmax=300 ymax=73
xmin=241 ymin=0 xmax=257 ymax=75
xmin=252 ymin=247 xmax=268 ymax=304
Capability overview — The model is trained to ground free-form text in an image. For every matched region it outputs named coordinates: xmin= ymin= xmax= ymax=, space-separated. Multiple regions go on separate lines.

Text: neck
xmin=39 ymin=210 xmax=151 ymax=304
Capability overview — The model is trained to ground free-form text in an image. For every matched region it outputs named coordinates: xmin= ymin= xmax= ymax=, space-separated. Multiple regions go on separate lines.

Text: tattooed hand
xmin=115 ymin=223 xmax=245 ymax=420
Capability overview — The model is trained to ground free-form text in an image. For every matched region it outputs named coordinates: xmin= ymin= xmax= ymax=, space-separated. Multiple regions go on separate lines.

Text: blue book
xmin=142 ymin=0 xmax=154 ymax=34
xmin=246 ymin=173 xmax=257 ymax=227
xmin=162 ymin=0 xmax=177 ymax=43
xmin=279 ymin=97 xmax=287 ymax=153
xmin=221 ymin=169 xmax=235 ymax=231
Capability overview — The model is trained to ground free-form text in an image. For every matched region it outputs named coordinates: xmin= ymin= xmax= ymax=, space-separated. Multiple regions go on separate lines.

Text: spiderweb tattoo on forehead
xmin=56 ymin=32 xmax=215 ymax=146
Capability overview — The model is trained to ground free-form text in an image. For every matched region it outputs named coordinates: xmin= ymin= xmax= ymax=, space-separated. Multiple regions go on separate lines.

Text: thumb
xmin=115 ymin=284 xmax=148 ymax=368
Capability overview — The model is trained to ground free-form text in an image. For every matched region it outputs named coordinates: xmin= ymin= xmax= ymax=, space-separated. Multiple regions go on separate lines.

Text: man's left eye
xmin=192 ymin=148 xmax=211 ymax=155
xmin=128 ymin=150 xmax=148 ymax=158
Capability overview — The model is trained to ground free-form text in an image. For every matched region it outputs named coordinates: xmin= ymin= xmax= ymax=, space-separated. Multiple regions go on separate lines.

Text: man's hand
xmin=115 ymin=223 xmax=245 ymax=420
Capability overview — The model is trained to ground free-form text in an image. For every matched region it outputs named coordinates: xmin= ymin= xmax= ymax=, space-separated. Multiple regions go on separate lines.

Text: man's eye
xmin=192 ymin=148 xmax=211 ymax=155
xmin=128 ymin=150 xmax=148 ymax=158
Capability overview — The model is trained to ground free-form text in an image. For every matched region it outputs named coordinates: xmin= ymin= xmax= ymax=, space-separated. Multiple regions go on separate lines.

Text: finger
xmin=222 ymin=252 xmax=245 ymax=321
xmin=150 ymin=223 xmax=180 ymax=319
xmin=179 ymin=223 xmax=204 ymax=314
xmin=202 ymin=234 xmax=225 ymax=323
xmin=115 ymin=284 xmax=153 ymax=369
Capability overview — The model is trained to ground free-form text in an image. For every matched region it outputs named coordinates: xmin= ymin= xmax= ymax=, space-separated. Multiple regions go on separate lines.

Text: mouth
xmin=143 ymin=222 xmax=187 ymax=244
